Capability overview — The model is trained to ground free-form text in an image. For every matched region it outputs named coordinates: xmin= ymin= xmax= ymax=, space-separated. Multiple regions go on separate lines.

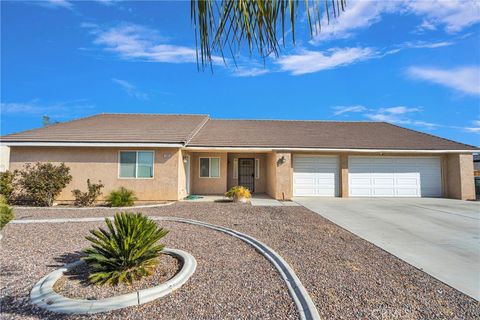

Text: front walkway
xmin=294 ymin=197 xmax=480 ymax=300
xmin=181 ymin=193 xmax=300 ymax=207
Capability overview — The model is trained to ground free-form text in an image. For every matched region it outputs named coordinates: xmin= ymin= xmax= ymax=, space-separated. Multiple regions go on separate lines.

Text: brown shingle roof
xmin=188 ymin=119 xmax=476 ymax=150
xmin=1 ymin=114 xmax=476 ymax=150
xmin=1 ymin=114 xmax=209 ymax=143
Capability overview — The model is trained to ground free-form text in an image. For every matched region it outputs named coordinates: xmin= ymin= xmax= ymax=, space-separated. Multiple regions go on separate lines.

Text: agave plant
xmin=83 ymin=212 xmax=169 ymax=286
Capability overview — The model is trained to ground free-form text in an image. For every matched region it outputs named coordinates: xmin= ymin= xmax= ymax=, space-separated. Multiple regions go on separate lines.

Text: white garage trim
xmin=293 ymin=155 xmax=339 ymax=197
xmin=348 ymin=156 xmax=442 ymax=197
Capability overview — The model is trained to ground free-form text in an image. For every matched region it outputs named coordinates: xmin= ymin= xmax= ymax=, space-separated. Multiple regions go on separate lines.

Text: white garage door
xmin=293 ymin=156 xmax=339 ymax=196
xmin=349 ymin=157 xmax=442 ymax=197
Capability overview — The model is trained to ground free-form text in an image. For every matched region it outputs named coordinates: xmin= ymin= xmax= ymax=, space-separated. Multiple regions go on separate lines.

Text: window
xmin=255 ymin=158 xmax=260 ymax=179
xmin=119 ymin=151 xmax=154 ymax=178
xmin=199 ymin=157 xmax=220 ymax=178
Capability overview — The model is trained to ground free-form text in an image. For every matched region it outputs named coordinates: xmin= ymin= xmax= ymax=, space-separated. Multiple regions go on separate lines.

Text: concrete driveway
xmin=294 ymin=197 xmax=480 ymax=300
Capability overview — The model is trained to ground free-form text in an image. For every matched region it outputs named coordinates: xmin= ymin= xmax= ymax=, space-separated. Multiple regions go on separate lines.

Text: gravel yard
xmin=54 ymin=254 xmax=180 ymax=300
xmin=2 ymin=202 xmax=480 ymax=319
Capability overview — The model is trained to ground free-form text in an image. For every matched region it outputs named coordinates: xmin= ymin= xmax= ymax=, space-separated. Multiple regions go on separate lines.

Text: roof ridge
xmin=184 ymin=116 xmax=210 ymax=145
xmin=209 ymin=118 xmax=383 ymax=123
xmin=382 ymin=122 xmax=478 ymax=149
xmin=99 ymin=112 xmax=209 ymax=117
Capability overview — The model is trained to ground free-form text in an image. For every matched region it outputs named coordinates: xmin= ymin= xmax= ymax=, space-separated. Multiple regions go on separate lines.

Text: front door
xmin=238 ymin=158 xmax=255 ymax=192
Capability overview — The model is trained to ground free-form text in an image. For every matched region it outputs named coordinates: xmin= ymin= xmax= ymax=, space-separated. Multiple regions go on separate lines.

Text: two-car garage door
xmin=348 ymin=156 xmax=442 ymax=197
xmin=293 ymin=155 xmax=442 ymax=197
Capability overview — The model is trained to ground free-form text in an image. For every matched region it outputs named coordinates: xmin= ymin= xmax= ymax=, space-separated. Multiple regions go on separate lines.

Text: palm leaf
xmin=82 ymin=212 xmax=169 ymax=286
xmin=191 ymin=0 xmax=347 ymax=68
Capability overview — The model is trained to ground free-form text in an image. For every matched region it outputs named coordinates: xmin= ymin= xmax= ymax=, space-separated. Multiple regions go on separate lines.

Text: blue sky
xmin=1 ymin=0 xmax=479 ymax=146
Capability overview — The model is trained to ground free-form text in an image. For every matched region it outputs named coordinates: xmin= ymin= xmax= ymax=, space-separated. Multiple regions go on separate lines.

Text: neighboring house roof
xmin=188 ymin=119 xmax=476 ymax=150
xmin=473 ymin=154 xmax=480 ymax=162
xmin=1 ymin=113 xmax=477 ymax=151
xmin=1 ymin=114 xmax=209 ymax=144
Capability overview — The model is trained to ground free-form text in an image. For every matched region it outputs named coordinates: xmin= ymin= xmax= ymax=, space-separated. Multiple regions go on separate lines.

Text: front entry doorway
xmin=238 ymin=158 xmax=255 ymax=192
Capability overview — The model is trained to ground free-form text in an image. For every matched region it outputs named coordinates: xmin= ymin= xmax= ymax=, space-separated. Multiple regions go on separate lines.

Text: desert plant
xmin=72 ymin=179 xmax=104 ymax=207
xmin=106 ymin=187 xmax=137 ymax=207
xmin=16 ymin=163 xmax=72 ymax=206
xmin=0 ymin=204 xmax=14 ymax=230
xmin=83 ymin=212 xmax=169 ymax=285
xmin=225 ymin=186 xmax=251 ymax=202
xmin=0 ymin=170 xmax=17 ymax=204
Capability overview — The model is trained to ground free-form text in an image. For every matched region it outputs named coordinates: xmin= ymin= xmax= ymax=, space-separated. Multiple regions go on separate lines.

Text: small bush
xmin=0 ymin=204 xmax=14 ymax=230
xmin=106 ymin=187 xmax=137 ymax=207
xmin=0 ymin=171 xmax=17 ymax=204
xmin=83 ymin=212 xmax=169 ymax=285
xmin=72 ymin=179 xmax=104 ymax=207
xmin=225 ymin=186 xmax=251 ymax=201
xmin=17 ymin=163 xmax=72 ymax=206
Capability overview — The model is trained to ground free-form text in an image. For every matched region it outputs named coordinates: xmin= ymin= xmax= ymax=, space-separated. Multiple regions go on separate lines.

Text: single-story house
xmin=1 ymin=113 xmax=477 ymax=202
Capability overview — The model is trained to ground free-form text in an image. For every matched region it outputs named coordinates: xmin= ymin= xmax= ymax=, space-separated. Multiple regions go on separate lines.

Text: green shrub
xmin=0 ymin=204 xmax=14 ymax=230
xmin=0 ymin=171 xmax=17 ymax=204
xmin=17 ymin=163 xmax=72 ymax=206
xmin=225 ymin=186 xmax=251 ymax=200
xmin=106 ymin=187 xmax=137 ymax=207
xmin=72 ymin=179 xmax=104 ymax=207
xmin=83 ymin=212 xmax=169 ymax=285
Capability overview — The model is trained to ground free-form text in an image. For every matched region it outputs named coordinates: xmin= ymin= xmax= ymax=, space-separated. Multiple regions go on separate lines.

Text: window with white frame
xmin=255 ymin=158 xmax=260 ymax=179
xmin=119 ymin=151 xmax=154 ymax=178
xmin=200 ymin=157 xmax=220 ymax=178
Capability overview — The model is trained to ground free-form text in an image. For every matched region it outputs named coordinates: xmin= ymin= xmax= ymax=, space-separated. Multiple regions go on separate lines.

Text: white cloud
xmin=87 ymin=23 xmax=223 ymax=65
xmin=35 ymin=0 xmax=73 ymax=9
xmin=232 ymin=67 xmax=269 ymax=77
xmin=112 ymin=78 xmax=148 ymax=100
xmin=0 ymin=100 xmax=94 ymax=116
xmin=405 ymin=0 xmax=480 ymax=33
xmin=401 ymin=40 xmax=454 ymax=49
xmin=406 ymin=66 xmax=480 ymax=95
xmin=378 ymin=106 xmax=421 ymax=114
xmin=276 ymin=47 xmax=376 ymax=75
xmin=94 ymin=0 xmax=120 ymax=5
xmin=465 ymin=120 xmax=480 ymax=133
xmin=310 ymin=0 xmax=396 ymax=43
xmin=310 ymin=0 xmax=480 ymax=43
xmin=332 ymin=105 xmax=366 ymax=116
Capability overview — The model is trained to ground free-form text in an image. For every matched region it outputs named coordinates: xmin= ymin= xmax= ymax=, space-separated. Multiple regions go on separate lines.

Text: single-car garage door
xmin=349 ymin=156 xmax=442 ymax=197
xmin=293 ymin=156 xmax=339 ymax=196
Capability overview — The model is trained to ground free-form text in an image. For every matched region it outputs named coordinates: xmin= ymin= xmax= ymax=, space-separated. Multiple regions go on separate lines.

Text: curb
xmin=14 ymin=202 xmax=174 ymax=210
xmin=152 ymin=217 xmax=321 ymax=320
xmin=30 ymin=248 xmax=196 ymax=314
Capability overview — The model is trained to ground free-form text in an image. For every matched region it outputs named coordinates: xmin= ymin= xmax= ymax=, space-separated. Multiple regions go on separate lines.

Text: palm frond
xmin=82 ymin=212 xmax=169 ymax=286
xmin=191 ymin=0 xmax=347 ymax=68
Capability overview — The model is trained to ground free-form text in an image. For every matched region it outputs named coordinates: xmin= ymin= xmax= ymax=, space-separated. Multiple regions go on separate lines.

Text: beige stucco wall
xmin=339 ymin=154 xmax=348 ymax=197
xmin=227 ymin=153 xmax=266 ymax=193
xmin=190 ymin=152 xmax=228 ymax=194
xmin=177 ymin=150 xmax=190 ymax=200
xmin=264 ymin=152 xmax=292 ymax=200
xmin=446 ymin=153 xmax=475 ymax=200
xmin=9 ymin=146 xmax=182 ymax=202
xmin=265 ymin=152 xmax=277 ymax=198
xmin=0 ymin=146 xmax=10 ymax=172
